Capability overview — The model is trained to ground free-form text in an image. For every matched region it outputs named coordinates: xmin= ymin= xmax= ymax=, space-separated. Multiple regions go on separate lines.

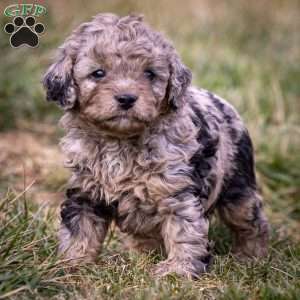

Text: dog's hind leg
xmin=217 ymin=130 xmax=269 ymax=259
xmin=217 ymin=191 xmax=269 ymax=259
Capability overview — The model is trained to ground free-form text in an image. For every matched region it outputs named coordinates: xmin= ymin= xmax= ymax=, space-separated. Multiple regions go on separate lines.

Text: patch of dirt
xmin=0 ymin=128 xmax=68 ymax=206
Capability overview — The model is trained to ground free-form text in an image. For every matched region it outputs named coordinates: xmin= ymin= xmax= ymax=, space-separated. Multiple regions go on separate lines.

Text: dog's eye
xmin=90 ymin=69 xmax=106 ymax=79
xmin=144 ymin=69 xmax=156 ymax=81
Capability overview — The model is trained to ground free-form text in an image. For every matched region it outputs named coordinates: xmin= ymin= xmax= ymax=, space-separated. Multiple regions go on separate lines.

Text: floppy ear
xmin=167 ymin=53 xmax=192 ymax=110
xmin=43 ymin=49 xmax=78 ymax=109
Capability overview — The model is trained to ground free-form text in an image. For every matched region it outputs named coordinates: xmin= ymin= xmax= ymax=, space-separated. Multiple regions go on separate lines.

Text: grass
xmin=1 ymin=192 xmax=299 ymax=299
xmin=0 ymin=0 xmax=299 ymax=299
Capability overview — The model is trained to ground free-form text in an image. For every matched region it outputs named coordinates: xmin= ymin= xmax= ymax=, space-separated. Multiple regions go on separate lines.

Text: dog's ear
xmin=43 ymin=49 xmax=78 ymax=109
xmin=167 ymin=53 xmax=192 ymax=110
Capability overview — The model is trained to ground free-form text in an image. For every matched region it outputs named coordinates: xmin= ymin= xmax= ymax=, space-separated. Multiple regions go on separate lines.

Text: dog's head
xmin=43 ymin=14 xmax=191 ymax=136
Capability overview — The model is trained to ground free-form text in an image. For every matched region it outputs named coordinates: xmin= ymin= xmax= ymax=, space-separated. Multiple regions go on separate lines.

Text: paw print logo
xmin=4 ymin=16 xmax=45 ymax=48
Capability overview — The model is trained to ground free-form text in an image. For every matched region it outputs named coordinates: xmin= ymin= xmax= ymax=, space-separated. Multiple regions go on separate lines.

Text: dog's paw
xmin=151 ymin=260 xmax=175 ymax=278
xmin=151 ymin=258 xmax=209 ymax=279
xmin=4 ymin=16 xmax=45 ymax=48
xmin=233 ymin=245 xmax=268 ymax=262
xmin=232 ymin=235 xmax=269 ymax=261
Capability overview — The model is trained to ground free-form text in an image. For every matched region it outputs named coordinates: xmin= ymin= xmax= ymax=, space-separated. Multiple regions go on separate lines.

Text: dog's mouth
xmin=102 ymin=113 xmax=149 ymax=124
xmin=95 ymin=113 xmax=150 ymax=137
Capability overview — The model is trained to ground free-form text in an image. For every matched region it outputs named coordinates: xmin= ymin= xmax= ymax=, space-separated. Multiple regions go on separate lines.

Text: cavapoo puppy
xmin=43 ymin=13 xmax=269 ymax=278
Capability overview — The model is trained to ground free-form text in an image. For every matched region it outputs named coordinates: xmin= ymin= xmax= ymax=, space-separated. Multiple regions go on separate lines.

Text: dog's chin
xmin=98 ymin=115 xmax=148 ymax=138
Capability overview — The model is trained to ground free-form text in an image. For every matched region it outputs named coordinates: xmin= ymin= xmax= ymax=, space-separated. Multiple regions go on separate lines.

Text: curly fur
xmin=43 ymin=13 xmax=269 ymax=278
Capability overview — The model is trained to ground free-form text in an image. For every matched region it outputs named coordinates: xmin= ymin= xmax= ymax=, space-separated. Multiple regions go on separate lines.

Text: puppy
xmin=43 ymin=13 xmax=269 ymax=278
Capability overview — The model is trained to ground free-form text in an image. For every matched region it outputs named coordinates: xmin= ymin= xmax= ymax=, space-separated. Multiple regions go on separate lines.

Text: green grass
xmin=0 ymin=192 xmax=299 ymax=299
xmin=0 ymin=0 xmax=299 ymax=299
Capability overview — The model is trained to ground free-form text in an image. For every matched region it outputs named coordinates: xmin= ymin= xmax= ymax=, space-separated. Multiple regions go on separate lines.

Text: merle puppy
xmin=43 ymin=13 xmax=269 ymax=278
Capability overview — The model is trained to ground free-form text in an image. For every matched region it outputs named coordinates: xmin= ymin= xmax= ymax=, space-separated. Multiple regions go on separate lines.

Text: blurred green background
xmin=0 ymin=1 xmax=299 ymax=299
xmin=1 ymin=0 xmax=299 ymax=224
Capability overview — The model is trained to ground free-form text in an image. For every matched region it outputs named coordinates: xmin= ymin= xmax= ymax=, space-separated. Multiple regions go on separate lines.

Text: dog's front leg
xmin=154 ymin=193 xmax=211 ymax=279
xmin=58 ymin=188 xmax=114 ymax=263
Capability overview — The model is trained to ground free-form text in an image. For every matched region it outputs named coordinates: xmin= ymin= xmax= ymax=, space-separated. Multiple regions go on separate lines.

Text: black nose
xmin=114 ymin=93 xmax=138 ymax=110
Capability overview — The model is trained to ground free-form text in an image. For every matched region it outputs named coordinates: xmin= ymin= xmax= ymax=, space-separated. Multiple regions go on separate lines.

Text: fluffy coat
xmin=43 ymin=13 xmax=269 ymax=278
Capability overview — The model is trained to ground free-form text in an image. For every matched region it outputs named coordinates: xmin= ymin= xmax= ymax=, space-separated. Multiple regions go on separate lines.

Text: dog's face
xmin=73 ymin=31 xmax=170 ymax=135
xmin=43 ymin=14 xmax=191 ymax=136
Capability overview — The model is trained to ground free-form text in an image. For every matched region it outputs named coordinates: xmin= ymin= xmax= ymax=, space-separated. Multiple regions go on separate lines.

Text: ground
xmin=0 ymin=1 xmax=299 ymax=299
